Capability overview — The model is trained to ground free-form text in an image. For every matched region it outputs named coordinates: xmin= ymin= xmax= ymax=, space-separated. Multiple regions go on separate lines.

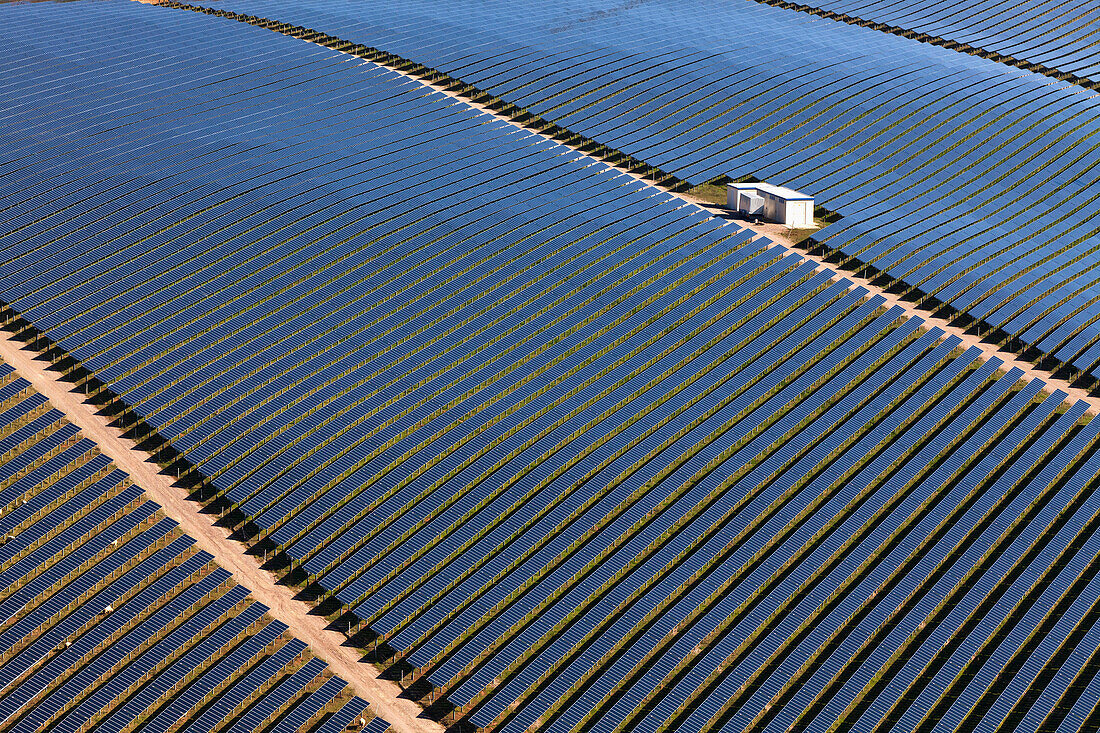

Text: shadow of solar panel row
xmin=772 ymin=0 xmax=1100 ymax=81
xmin=8 ymin=2 xmax=1100 ymax=733
xmin=178 ymin=0 xmax=1100 ymax=377
xmin=0 ymin=357 xmax=378 ymax=732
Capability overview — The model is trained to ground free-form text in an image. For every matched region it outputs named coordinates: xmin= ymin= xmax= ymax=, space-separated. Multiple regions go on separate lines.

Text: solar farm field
xmin=768 ymin=0 xmax=1100 ymax=81
xmin=180 ymin=0 xmax=1100 ymax=380
xmin=0 ymin=356 xmax=377 ymax=733
xmin=6 ymin=1 xmax=1100 ymax=733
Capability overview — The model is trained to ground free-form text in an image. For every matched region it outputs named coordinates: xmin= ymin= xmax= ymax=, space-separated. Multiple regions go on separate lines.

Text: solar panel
xmin=174 ymin=0 xmax=1100 ymax=378
xmin=3 ymin=3 xmax=1100 ymax=733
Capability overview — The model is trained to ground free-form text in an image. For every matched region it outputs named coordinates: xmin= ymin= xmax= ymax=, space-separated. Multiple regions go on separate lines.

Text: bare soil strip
xmin=0 ymin=329 xmax=443 ymax=733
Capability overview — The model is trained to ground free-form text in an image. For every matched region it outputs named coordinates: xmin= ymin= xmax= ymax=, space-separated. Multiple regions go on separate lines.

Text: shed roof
xmin=728 ymin=181 xmax=813 ymax=201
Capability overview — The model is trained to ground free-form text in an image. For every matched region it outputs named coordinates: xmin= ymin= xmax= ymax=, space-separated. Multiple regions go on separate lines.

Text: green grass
xmin=687 ymin=182 xmax=729 ymax=206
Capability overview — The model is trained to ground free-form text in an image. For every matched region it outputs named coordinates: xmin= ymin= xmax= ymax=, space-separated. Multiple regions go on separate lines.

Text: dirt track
xmin=0 ymin=329 xmax=443 ymax=733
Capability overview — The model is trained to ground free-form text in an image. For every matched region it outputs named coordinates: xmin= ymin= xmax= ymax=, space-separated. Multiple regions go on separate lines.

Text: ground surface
xmin=0 ymin=329 xmax=444 ymax=733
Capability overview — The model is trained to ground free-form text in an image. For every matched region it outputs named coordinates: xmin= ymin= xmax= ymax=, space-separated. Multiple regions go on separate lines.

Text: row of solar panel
xmin=7 ymin=3 xmax=1100 ymax=733
xmin=787 ymin=0 xmax=1100 ymax=80
xmin=177 ymin=0 xmax=1100 ymax=378
xmin=0 ymin=0 xmax=746 ymax=535
xmin=0 ymin=359 xmax=382 ymax=733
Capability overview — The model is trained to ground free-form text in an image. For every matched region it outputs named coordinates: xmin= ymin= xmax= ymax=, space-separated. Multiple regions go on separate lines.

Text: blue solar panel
xmin=173 ymin=0 xmax=1100 ymax=378
xmin=4 ymin=3 xmax=1100 ymax=733
xmin=0 ymin=364 xmax=365 ymax=729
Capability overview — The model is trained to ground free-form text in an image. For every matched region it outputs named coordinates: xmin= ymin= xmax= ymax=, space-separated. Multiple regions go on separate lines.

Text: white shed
xmin=727 ymin=182 xmax=814 ymax=229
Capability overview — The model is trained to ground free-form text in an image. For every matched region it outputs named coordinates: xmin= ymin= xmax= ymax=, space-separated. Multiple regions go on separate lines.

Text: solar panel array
xmin=774 ymin=0 xmax=1100 ymax=81
xmin=0 ymin=357 xmax=378 ymax=733
xmin=8 ymin=2 xmax=1100 ymax=733
xmin=182 ymin=0 xmax=1100 ymax=378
